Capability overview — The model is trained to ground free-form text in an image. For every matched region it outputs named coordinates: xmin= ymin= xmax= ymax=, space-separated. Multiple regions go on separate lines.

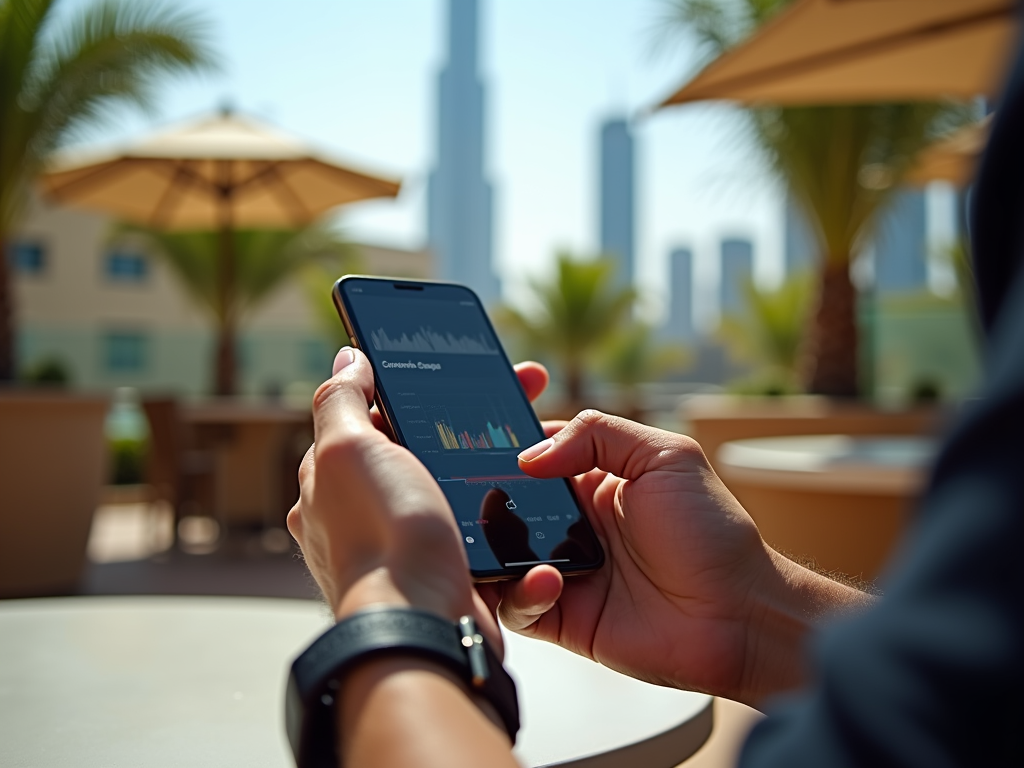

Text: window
xmin=9 ymin=241 xmax=45 ymax=275
xmin=105 ymin=249 xmax=148 ymax=282
xmin=103 ymin=332 xmax=148 ymax=373
xmin=303 ymin=338 xmax=332 ymax=379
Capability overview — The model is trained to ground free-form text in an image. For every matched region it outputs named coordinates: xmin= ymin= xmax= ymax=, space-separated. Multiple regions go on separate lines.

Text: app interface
xmin=343 ymin=280 xmax=601 ymax=574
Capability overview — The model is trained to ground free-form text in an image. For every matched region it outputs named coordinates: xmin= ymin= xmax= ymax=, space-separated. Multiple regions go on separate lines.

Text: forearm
xmin=740 ymin=545 xmax=877 ymax=708
xmin=338 ymin=656 xmax=519 ymax=768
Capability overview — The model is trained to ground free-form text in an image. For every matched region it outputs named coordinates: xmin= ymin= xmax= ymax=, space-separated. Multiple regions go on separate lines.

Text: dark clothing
xmin=741 ymin=27 xmax=1024 ymax=768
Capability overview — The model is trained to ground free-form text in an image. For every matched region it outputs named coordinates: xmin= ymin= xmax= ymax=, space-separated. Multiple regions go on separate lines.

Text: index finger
xmin=514 ymin=361 xmax=549 ymax=402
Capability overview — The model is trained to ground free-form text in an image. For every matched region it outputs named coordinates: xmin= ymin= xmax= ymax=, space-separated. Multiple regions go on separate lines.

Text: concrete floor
xmin=81 ymin=503 xmax=320 ymax=601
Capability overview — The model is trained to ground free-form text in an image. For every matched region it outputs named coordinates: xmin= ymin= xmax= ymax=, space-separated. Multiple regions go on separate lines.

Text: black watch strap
xmin=286 ymin=607 xmax=520 ymax=768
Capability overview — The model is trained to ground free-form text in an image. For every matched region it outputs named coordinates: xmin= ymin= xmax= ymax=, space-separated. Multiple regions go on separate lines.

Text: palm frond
xmin=0 ymin=0 xmax=216 ymax=230
xmin=25 ymin=0 xmax=217 ymax=161
xmin=495 ymin=252 xmax=637 ymax=401
xmin=718 ymin=273 xmax=812 ymax=385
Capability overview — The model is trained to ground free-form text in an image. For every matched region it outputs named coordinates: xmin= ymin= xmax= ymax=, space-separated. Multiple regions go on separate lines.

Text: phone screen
xmin=335 ymin=276 xmax=604 ymax=580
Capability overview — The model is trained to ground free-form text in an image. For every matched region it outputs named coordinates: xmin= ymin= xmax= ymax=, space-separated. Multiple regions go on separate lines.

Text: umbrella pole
xmin=215 ymin=193 xmax=237 ymax=397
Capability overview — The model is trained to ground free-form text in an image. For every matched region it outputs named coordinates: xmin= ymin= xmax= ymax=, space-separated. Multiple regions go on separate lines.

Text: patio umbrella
xmin=656 ymin=0 xmax=1018 ymax=108
xmin=905 ymin=117 xmax=990 ymax=187
xmin=38 ymin=110 xmax=401 ymax=394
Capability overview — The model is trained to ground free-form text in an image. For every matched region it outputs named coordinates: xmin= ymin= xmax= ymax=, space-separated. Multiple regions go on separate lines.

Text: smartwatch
xmin=285 ymin=606 xmax=520 ymax=768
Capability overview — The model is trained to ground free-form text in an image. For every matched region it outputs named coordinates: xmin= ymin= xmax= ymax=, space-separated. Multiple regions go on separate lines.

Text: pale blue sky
xmin=66 ymin=0 xmax=797 ymax=328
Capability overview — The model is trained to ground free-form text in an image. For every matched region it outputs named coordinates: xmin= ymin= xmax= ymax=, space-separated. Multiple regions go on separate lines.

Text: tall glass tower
xmin=874 ymin=189 xmax=928 ymax=293
xmin=666 ymin=247 xmax=695 ymax=340
xmin=427 ymin=0 xmax=499 ymax=304
xmin=599 ymin=118 xmax=635 ymax=291
xmin=784 ymin=193 xmax=817 ymax=276
xmin=720 ymin=238 xmax=753 ymax=318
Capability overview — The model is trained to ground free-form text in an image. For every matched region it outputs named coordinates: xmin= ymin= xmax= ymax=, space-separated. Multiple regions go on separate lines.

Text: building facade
xmin=598 ymin=117 xmax=635 ymax=291
xmin=427 ymin=0 xmax=499 ymax=305
xmin=11 ymin=199 xmax=430 ymax=397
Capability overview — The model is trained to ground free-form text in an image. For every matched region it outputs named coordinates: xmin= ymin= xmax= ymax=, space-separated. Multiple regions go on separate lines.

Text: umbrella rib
xmin=662 ymin=4 xmax=1011 ymax=106
xmin=259 ymin=164 xmax=313 ymax=225
xmin=40 ymin=159 xmax=136 ymax=201
xmin=149 ymin=160 xmax=197 ymax=228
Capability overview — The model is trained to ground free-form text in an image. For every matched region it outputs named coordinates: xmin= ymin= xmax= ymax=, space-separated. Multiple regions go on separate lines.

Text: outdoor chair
xmin=141 ymin=398 xmax=216 ymax=546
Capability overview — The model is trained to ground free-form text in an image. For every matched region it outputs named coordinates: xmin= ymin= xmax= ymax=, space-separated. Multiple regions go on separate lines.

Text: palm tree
xmin=496 ymin=253 xmax=635 ymax=409
xmin=662 ymin=0 xmax=973 ymax=397
xmin=124 ymin=225 xmax=354 ymax=394
xmin=601 ymin=321 xmax=690 ymax=419
xmin=0 ymin=0 xmax=215 ymax=382
xmin=718 ymin=272 xmax=812 ymax=393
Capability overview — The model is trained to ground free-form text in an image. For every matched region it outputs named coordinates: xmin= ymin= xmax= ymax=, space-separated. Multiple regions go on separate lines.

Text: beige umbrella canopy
xmin=657 ymin=0 xmax=1018 ymax=107
xmin=40 ymin=110 xmax=400 ymax=229
xmin=39 ymin=110 xmax=401 ymax=395
xmin=905 ymin=117 xmax=990 ymax=187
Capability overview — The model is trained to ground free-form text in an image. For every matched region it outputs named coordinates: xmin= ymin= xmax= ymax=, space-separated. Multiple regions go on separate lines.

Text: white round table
xmin=0 ymin=597 xmax=711 ymax=768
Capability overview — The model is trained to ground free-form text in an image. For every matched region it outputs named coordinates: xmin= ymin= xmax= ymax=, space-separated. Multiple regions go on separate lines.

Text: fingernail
xmin=333 ymin=347 xmax=355 ymax=374
xmin=518 ymin=438 xmax=554 ymax=462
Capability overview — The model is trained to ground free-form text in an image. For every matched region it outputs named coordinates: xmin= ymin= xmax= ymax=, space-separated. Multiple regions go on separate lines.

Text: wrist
xmin=339 ymin=655 xmax=510 ymax=749
xmin=333 ymin=565 xmax=475 ymax=625
xmin=738 ymin=544 xmax=875 ymax=707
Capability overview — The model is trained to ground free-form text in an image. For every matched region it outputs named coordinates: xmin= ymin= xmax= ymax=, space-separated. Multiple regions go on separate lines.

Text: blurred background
xmin=0 ymin=0 xmax=1008 ymax=599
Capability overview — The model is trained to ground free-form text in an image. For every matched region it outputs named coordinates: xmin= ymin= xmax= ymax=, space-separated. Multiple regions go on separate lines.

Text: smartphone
xmin=332 ymin=275 xmax=605 ymax=581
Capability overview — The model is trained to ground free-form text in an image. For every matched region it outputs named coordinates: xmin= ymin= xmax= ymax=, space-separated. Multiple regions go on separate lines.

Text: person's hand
xmin=481 ymin=411 xmax=865 ymax=706
xmin=287 ymin=347 xmax=498 ymax=640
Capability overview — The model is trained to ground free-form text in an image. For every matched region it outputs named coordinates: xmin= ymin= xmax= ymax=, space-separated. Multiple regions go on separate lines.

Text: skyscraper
xmin=874 ymin=189 xmax=928 ymax=293
xmin=720 ymin=238 xmax=753 ymax=318
xmin=665 ymin=247 xmax=695 ymax=340
xmin=599 ymin=117 xmax=635 ymax=291
xmin=427 ymin=0 xmax=499 ymax=304
xmin=784 ymin=193 xmax=817 ymax=276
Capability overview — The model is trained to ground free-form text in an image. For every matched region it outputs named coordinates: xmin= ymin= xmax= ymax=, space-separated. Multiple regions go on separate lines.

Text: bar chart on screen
xmin=435 ymin=419 xmax=520 ymax=450
xmin=427 ymin=400 xmax=521 ymax=451
xmin=369 ymin=326 xmax=498 ymax=355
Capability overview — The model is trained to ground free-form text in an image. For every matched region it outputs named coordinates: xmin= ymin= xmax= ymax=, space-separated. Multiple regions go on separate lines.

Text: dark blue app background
xmin=341 ymin=279 xmax=601 ymax=575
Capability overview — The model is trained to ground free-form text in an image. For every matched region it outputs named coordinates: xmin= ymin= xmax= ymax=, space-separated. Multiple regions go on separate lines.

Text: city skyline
xmin=54 ymin=0 xmax=959 ymax=331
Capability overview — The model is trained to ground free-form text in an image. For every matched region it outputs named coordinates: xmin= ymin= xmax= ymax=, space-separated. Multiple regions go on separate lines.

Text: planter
xmin=680 ymin=394 xmax=940 ymax=474
xmin=0 ymin=392 xmax=109 ymax=597
xmin=681 ymin=396 xmax=942 ymax=581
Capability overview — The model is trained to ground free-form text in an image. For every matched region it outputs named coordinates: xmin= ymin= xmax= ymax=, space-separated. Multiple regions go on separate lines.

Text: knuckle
xmin=575 ymin=408 xmax=606 ymax=427
xmin=313 ymin=429 xmax=383 ymax=476
xmin=676 ymin=433 xmax=708 ymax=459
xmin=286 ymin=503 xmax=302 ymax=538
xmin=311 ymin=378 xmax=345 ymax=413
xmin=297 ymin=443 xmax=315 ymax=483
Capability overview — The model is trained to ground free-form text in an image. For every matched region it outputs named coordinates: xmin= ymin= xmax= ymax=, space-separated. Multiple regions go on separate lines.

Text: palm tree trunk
xmin=214 ymin=216 xmax=237 ymax=396
xmin=801 ymin=260 xmax=859 ymax=398
xmin=0 ymin=231 xmax=15 ymax=382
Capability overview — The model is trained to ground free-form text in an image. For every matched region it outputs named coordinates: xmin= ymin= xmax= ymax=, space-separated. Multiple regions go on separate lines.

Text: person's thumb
xmin=311 ymin=346 xmax=378 ymax=449
xmin=517 ymin=409 xmax=707 ymax=480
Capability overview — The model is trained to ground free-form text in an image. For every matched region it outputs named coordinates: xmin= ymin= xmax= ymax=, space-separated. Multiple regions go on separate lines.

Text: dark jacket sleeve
xmin=739 ymin=27 xmax=1024 ymax=768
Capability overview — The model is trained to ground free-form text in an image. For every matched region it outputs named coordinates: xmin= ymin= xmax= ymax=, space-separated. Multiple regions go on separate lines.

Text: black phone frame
xmin=332 ymin=274 xmax=605 ymax=582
